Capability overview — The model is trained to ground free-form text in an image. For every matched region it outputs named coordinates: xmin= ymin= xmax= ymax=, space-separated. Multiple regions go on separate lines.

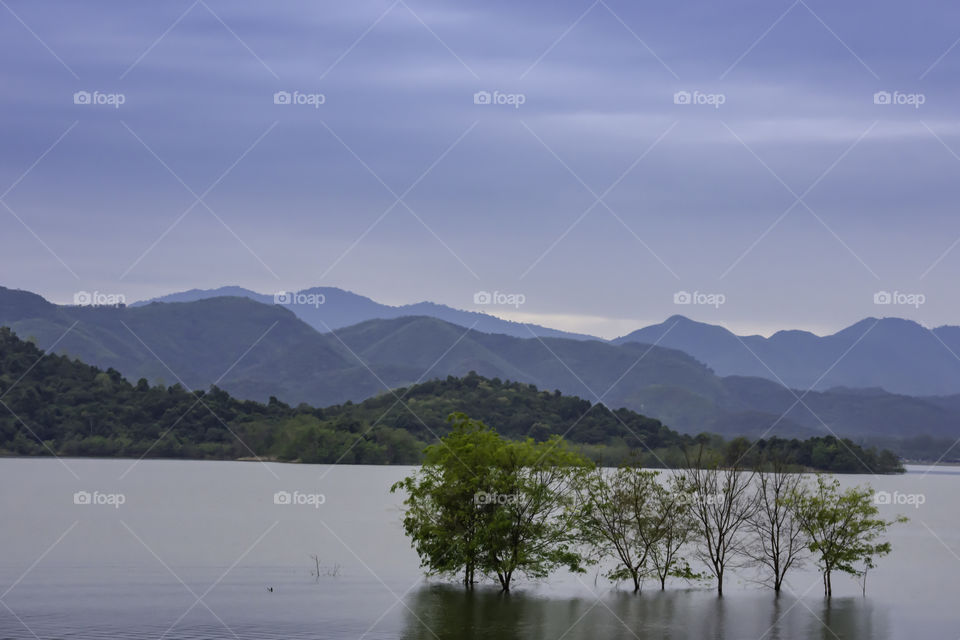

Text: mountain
xmin=0 ymin=327 xmax=903 ymax=472
xmin=133 ymin=286 xmax=597 ymax=341
xmin=119 ymin=287 xmax=960 ymax=397
xmin=615 ymin=315 xmax=960 ymax=396
xmin=0 ymin=287 xmax=357 ymax=400
xmin=3 ymin=286 xmax=960 ymax=446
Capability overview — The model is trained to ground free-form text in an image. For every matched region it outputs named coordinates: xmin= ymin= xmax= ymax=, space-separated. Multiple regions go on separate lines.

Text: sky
xmin=2 ymin=0 xmax=960 ymax=338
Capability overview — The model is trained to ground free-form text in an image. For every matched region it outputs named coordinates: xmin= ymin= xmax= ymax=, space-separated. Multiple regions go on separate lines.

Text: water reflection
xmin=400 ymin=584 xmax=890 ymax=640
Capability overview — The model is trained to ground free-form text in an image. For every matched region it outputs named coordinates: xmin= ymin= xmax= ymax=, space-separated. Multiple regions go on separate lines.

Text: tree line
xmin=392 ymin=414 xmax=907 ymax=596
xmin=0 ymin=329 xmax=903 ymax=473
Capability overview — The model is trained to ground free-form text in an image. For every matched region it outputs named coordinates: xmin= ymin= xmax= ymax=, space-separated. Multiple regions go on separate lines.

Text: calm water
xmin=0 ymin=459 xmax=957 ymax=639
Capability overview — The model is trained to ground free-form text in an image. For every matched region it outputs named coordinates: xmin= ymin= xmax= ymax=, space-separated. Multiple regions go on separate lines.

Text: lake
xmin=0 ymin=459 xmax=957 ymax=639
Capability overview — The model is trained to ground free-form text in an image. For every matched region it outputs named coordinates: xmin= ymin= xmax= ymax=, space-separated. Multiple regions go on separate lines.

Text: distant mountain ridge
xmin=141 ymin=286 xmax=960 ymax=397
xmin=4 ymin=285 xmax=960 ymax=448
xmin=132 ymin=286 xmax=598 ymax=341
xmin=615 ymin=314 xmax=960 ymax=396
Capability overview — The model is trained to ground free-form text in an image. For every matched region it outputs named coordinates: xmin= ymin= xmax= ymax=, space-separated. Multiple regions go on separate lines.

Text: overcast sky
xmin=2 ymin=0 xmax=960 ymax=337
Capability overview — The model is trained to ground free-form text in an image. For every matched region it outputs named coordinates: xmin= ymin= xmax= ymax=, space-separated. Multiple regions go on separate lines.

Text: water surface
xmin=0 ymin=460 xmax=956 ymax=639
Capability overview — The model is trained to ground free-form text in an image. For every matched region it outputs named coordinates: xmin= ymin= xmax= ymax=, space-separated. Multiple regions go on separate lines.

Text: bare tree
xmin=681 ymin=447 xmax=758 ymax=596
xmin=309 ymin=554 xmax=342 ymax=580
xmin=747 ymin=460 xmax=809 ymax=593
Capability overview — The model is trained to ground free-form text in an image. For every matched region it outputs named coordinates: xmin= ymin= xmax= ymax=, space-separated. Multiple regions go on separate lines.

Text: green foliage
xmin=573 ymin=467 xmax=698 ymax=592
xmin=739 ymin=436 xmax=904 ymax=474
xmin=0 ymin=327 xmax=404 ymax=463
xmin=391 ymin=414 xmax=592 ymax=591
xmin=793 ymin=475 xmax=907 ymax=596
xmin=390 ymin=414 xmax=504 ymax=584
xmin=0 ymin=328 xmax=904 ymax=472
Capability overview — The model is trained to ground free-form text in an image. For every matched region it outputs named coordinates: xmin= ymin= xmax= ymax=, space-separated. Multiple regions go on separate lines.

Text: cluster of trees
xmin=0 ymin=328 xmax=903 ymax=473
xmin=0 ymin=327 xmax=422 ymax=462
xmin=393 ymin=415 xmax=907 ymax=596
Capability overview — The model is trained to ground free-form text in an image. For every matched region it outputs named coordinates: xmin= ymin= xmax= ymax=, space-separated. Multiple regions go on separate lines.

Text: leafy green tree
xmin=480 ymin=436 xmax=592 ymax=591
xmin=390 ymin=414 xmax=503 ymax=586
xmin=392 ymin=415 xmax=591 ymax=591
xmin=794 ymin=475 xmax=907 ymax=597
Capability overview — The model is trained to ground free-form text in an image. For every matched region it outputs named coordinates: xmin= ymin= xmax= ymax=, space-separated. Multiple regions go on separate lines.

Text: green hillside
xmin=0 ymin=327 xmax=902 ymax=472
xmin=2 ymin=286 xmax=958 ymax=446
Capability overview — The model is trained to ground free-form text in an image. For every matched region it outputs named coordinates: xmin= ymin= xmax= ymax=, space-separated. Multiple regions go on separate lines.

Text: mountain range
xmin=133 ymin=286 xmax=595 ymax=341
xmin=615 ymin=315 xmax=960 ymax=396
xmin=3 ymin=284 xmax=960 ymax=450
xmin=136 ymin=286 xmax=960 ymax=397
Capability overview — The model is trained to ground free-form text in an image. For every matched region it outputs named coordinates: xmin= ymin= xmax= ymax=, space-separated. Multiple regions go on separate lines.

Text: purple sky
xmin=2 ymin=0 xmax=960 ymax=337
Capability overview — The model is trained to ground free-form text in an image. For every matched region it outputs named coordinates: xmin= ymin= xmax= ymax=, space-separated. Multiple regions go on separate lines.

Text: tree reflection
xmin=398 ymin=584 xmax=889 ymax=640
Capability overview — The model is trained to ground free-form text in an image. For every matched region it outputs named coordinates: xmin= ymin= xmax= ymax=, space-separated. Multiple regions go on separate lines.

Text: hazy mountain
xmin=4 ymin=286 xmax=960 ymax=444
xmin=133 ymin=286 xmax=597 ymax=341
xmin=134 ymin=289 xmax=960 ymax=397
xmin=0 ymin=287 xmax=357 ymax=400
xmin=615 ymin=314 xmax=960 ymax=396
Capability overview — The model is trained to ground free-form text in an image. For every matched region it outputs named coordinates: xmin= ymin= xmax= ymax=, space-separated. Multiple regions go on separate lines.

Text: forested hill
xmin=0 ymin=327 xmax=902 ymax=472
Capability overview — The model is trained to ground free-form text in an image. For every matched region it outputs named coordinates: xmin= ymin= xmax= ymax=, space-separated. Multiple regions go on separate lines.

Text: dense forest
xmin=0 ymin=327 xmax=902 ymax=472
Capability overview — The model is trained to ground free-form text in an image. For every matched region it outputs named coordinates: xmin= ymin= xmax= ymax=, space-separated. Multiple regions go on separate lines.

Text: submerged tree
xmin=680 ymin=447 xmax=758 ymax=596
xmin=793 ymin=475 xmax=906 ymax=597
xmin=392 ymin=413 xmax=591 ymax=591
xmin=573 ymin=467 xmax=665 ymax=592
xmin=747 ymin=459 xmax=810 ymax=593
xmin=574 ymin=467 xmax=698 ymax=592
xmin=648 ymin=474 xmax=700 ymax=590
xmin=481 ymin=436 xmax=591 ymax=591
xmin=390 ymin=413 xmax=503 ymax=586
